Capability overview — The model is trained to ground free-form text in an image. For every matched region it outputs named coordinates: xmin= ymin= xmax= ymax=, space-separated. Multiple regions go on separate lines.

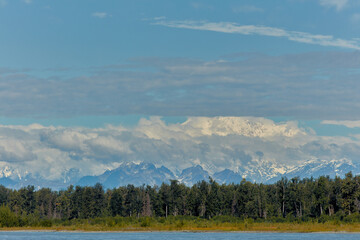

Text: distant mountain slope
xmin=77 ymin=162 xmax=176 ymax=188
xmin=178 ymin=165 xmax=210 ymax=186
xmin=213 ymin=169 xmax=243 ymax=184
xmin=0 ymin=177 xmax=17 ymax=187
xmin=1 ymin=159 xmax=360 ymax=189
xmin=268 ymin=159 xmax=360 ymax=183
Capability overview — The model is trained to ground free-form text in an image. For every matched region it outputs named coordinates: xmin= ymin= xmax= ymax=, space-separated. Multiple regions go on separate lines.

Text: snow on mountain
xmin=0 ymin=166 xmax=26 ymax=180
xmin=75 ymin=160 xmax=289 ymax=188
xmin=178 ymin=165 xmax=210 ymax=186
xmin=180 ymin=117 xmax=304 ymax=138
xmin=1 ymin=158 xmax=360 ymax=189
xmin=280 ymin=158 xmax=360 ymax=181
xmin=77 ymin=162 xmax=176 ymax=188
xmin=61 ymin=168 xmax=81 ymax=184
xmin=237 ymin=159 xmax=289 ymax=183
xmin=213 ymin=169 xmax=244 ymax=184
xmin=136 ymin=116 xmax=306 ymax=145
xmin=0 ymin=166 xmax=81 ymax=190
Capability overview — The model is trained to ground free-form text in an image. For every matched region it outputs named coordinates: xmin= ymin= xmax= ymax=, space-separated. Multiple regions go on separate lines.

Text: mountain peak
xmin=179 ymin=165 xmax=210 ymax=185
xmin=181 ymin=117 xmax=304 ymax=138
xmin=2 ymin=158 xmax=360 ymax=189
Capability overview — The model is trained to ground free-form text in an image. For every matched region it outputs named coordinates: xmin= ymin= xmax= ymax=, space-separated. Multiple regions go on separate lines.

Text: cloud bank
xmin=1 ymin=51 xmax=360 ymax=120
xmin=0 ymin=117 xmax=359 ymax=181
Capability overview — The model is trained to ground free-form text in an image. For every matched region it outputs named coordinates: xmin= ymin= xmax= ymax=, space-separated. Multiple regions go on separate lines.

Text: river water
xmin=0 ymin=232 xmax=359 ymax=240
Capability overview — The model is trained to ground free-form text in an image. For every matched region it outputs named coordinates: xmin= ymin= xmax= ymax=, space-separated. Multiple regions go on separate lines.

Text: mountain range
xmin=0 ymin=158 xmax=359 ymax=190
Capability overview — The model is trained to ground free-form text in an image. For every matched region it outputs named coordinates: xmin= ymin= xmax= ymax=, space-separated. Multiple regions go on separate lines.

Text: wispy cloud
xmin=351 ymin=13 xmax=360 ymax=23
xmin=319 ymin=0 xmax=348 ymax=11
xmin=322 ymin=120 xmax=360 ymax=128
xmin=92 ymin=12 xmax=110 ymax=19
xmin=152 ymin=19 xmax=360 ymax=50
xmin=23 ymin=0 xmax=32 ymax=4
xmin=153 ymin=16 xmax=166 ymax=20
xmin=233 ymin=5 xmax=264 ymax=13
xmin=0 ymin=0 xmax=7 ymax=7
xmin=191 ymin=2 xmax=214 ymax=10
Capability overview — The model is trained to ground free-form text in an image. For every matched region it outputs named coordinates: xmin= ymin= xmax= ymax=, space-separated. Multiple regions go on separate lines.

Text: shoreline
xmin=0 ymin=230 xmax=359 ymax=234
xmin=1 ymin=226 xmax=360 ymax=234
xmin=2 ymin=218 xmax=360 ymax=233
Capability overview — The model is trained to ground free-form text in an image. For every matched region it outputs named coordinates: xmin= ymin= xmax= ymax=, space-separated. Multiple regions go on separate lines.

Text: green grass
xmin=3 ymin=216 xmax=360 ymax=232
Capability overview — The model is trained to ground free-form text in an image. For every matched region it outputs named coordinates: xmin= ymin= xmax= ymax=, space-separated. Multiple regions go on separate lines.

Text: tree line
xmin=1 ymin=172 xmax=360 ymax=224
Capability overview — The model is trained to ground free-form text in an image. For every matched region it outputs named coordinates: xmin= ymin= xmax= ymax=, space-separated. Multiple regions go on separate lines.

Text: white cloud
xmin=23 ymin=0 xmax=32 ymax=4
xmin=153 ymin=20 xmax=360 ymax=50
xmin=322 ymin=120 xmax=360 ymax=128
xmin=319 ymin=0 xmax=348 ymax=11
xmin=0 ymin=116 xmax=359 ymax=181
xmin=92 ymin=12 xmax=110 ymax=18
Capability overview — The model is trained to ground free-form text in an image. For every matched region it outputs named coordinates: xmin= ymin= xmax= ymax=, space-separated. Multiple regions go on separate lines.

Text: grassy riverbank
xmin=2 ymin=216 xmax=360 ymax=233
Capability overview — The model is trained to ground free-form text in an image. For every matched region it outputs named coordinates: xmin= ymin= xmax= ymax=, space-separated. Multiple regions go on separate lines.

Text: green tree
xmin=342 ymin=172 xmax=356 ymax=215
xmin=0 ymin=205 xmax=18 ymax=227
xmin=18 ymin=186 xmax=36 ymax=215
xmin=314 ymin=176 xmax=331 ymax=216
xmin=109 ymin=188 xmax=124 ymax=216
xmin=276 ymin=178 xmax=289 ymax=217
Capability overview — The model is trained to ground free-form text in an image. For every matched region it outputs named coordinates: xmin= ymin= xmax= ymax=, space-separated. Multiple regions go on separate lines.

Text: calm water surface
xmin=0 ymin=232 xmax=359 ymax=240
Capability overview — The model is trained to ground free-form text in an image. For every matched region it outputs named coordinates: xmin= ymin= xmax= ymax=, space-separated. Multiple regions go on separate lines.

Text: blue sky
xmin=0 ymin=0 xmax=359 ymax=129
xmin=2 ymin=0 xmax=360 ymax=178
xmin=1 ymin=0 xmax=360 ymax=70
xmin=0 ymin=1 xmax=359 ymax=135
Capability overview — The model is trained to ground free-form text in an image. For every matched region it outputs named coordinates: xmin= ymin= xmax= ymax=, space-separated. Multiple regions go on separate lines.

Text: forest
xmin=2 ymin=172 xmax=360 ymax=230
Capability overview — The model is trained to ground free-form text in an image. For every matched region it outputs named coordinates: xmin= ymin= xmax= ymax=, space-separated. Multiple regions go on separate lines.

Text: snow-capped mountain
xmin=0 ymin=166 xmax=26 ymax=181
xmin=0 ymin=166 xmax=28 ymax=189
xmin=77 ymin=162 xmax=176 ymax=188
xmin=214 ymin=169 xmax=244 ymax=184
xmin=178 ymin=165 xmax=210 ymax=186
xmin=237 ymin=159 xmax=289 ymax=183
xmin=75 ymin=159 xmax=360 ymax=188
xmin=1 ymin=159 xmax=360 ymax=189
xmin=268 ymin=158 xmax=360 ymax=183
xmin=180 ymin=117 xmax=304 ymax=138
xmin=62 ymin=168 xmax=81 ymax=184
xmin=0 ymin=166 xmax=81 ymax=190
